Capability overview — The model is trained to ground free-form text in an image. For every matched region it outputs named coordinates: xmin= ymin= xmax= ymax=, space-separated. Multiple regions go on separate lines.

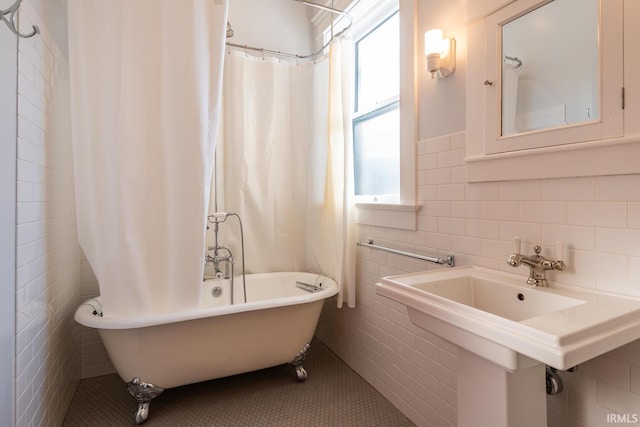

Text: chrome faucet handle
xmin=507 ymin=253 xmax=520 ymax=267
xmin=507 ymin=237 xmax=523 ymax=267
xmin=552 ymin=259 xmax=566 ymax=271
xmin=544 ymin=242 xmax=566 ymax=272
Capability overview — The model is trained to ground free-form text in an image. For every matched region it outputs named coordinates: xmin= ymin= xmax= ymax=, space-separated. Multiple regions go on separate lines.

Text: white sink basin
xmin=412 ymin=274 xmax=585 ymax=322
xmin=376 ymin=265 xmax=640 ymax=371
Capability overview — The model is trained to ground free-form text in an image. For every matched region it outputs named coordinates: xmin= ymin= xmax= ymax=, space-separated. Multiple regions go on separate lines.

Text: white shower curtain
xmin=215 ymin=52 xmax=313 ymax=274
xmin=215 ymin=38 xmax=356 ymax=307
xmin=502 ymin=62 xmax=521 ymax=136
xmin=314 ymin=39 xmax=356 ymax=308
xmin=68 ymin=0 xmax=229 ymax=317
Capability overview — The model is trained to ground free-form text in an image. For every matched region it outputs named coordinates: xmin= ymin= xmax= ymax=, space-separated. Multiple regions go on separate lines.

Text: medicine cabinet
xmin=466 ymin=0 xmax=640 ymax=182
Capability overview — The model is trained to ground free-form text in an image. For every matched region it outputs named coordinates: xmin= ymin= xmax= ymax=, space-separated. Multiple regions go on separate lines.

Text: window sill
xmin=355 ymin=203 xmax=421 ymax=230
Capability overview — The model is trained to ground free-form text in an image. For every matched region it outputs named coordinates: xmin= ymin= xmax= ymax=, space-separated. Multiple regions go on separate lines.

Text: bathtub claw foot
xmin=127 ymin=378 xmax=164 ymax=425
xmin=294 ymin=365 xmax=308 ymax=382
xmin=289 ymin=342 xmax=311 ymax=382
xmin=134 ymin=402 xmax=150 ymax=425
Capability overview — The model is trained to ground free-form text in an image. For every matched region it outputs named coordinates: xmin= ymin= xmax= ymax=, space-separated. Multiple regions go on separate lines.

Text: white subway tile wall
xmin=316 ymin=131 xmax=640 ymax=427
xmin=15 ymin=3 xmax=81 ymax=426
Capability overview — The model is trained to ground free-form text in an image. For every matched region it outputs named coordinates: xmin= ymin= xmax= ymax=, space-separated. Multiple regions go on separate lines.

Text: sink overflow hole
xmin=517 ymin=293 xmax=525 ymax=301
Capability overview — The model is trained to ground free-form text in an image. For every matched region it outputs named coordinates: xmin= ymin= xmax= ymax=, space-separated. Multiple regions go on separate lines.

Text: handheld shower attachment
xmin=208 ymin=212 xmax=229 ymax=222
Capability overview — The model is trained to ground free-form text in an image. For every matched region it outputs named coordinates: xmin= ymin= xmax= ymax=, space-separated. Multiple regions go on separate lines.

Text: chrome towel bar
xmin=357 ymin=240 xmax=455 ymax=267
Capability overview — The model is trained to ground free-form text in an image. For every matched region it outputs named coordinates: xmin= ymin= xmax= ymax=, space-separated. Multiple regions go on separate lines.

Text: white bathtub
xmin=74 ymin=271 xmax=337 ymax=424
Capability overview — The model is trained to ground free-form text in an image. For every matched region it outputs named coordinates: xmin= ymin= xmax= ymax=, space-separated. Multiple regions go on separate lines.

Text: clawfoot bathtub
xmin=75 ymin=272 xmax=337 ymax=424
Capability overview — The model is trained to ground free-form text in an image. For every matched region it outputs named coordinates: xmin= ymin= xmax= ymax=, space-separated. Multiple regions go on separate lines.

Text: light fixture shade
xmin=424 ymin=28 xmax=456 ymax=79
xmin=424 ymin=29 xmax=444 ymax=56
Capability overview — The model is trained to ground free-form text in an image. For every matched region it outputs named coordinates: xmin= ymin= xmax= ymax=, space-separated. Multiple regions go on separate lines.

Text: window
xmin=353 ymin=11 xmax=400 ymax=203
xmin=320 ymin=0 xmax=419 ymax=229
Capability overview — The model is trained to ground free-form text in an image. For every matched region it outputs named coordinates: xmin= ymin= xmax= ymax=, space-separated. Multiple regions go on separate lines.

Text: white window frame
xmin=353 ymin=9 xmax=400 ymax=204
xmin=323 ymin=0 xmax=419 ymax=229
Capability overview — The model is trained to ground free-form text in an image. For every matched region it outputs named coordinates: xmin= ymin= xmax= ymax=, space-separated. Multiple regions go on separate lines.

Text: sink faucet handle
xmin=555 ymin=241 xmax=564 ymax=261
xmin=514 ymin=236 xmax=522 ymax=254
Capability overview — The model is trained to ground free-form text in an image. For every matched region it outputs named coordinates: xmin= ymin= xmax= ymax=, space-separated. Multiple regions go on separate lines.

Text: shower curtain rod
xmin=226 ymin=0 xmax=353 ymax=60
xmin=504 ymin=55 xmax=523 ymax=68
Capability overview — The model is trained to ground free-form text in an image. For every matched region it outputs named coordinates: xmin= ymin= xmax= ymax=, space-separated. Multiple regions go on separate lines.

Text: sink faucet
xmin=507 ymin=238 xmax=566 ymax=288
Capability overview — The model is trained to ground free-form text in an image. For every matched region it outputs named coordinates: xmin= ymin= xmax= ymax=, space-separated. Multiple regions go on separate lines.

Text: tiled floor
xmin=62 ymin=338 xmax=415 ymax=426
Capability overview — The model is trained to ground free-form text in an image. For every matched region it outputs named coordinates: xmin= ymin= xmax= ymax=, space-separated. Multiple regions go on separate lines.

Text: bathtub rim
xmin=75 ymin=271 xmax=337 ymax=330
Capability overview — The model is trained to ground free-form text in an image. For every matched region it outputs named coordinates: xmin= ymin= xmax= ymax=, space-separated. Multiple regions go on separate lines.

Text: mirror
xmin=500 ymin=0 xmax=599 ymax=136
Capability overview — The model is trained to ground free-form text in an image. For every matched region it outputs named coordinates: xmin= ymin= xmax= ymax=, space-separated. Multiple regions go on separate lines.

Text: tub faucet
xmin=507 ymin=238 xmax=566 ymax=288
xmin=206 ymin=246 xmax=233 ymax=279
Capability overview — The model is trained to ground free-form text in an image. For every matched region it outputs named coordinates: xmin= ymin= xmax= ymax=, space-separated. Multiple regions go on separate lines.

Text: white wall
xmin=0 ymin=12 xmax=17 ymax=426
xmin=229 ymin=0 xmax=314 ymax=55
xmin=28 ymin=0 xmax=68 ymax=56
xmin=14 ymin=2 xmax=82 ymax=425
xmin=417 ymin=0 xmax=467 ymax=140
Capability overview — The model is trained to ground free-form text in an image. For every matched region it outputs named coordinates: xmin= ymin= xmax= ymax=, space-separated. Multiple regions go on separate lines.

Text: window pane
xmin=356 ymin=12 xmax=399 ymax=112
xmin=353 ymin=106 xmax=399 ymax=196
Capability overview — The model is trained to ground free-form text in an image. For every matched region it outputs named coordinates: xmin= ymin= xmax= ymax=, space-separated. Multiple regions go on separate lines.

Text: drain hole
xmin=212 ymin=286 xmax=223 ymax=298
xmin=517 ymin=293 xmax=525 ymax=301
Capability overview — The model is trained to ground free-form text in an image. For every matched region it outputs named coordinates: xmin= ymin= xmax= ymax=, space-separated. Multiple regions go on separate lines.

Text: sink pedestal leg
xmin=457 ymin=349 xmax=547 ymax=427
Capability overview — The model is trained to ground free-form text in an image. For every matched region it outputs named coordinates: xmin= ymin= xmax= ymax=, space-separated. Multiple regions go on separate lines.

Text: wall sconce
xmin=424 ymin=29 xmax=456 ymax=79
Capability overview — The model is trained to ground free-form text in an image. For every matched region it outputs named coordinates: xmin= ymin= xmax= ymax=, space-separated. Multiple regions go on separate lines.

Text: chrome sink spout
xmin=507 ymin=245 xmax=566 ymax=288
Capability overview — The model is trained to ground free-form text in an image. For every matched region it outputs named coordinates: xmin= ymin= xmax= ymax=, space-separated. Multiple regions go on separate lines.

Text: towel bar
xmin=357 ymin=240 xmax=455 ymax=267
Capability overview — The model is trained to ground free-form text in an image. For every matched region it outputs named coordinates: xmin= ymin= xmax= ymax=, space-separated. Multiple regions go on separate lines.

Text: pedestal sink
xmin=376 ymin=266 xmax=640 ymax=427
